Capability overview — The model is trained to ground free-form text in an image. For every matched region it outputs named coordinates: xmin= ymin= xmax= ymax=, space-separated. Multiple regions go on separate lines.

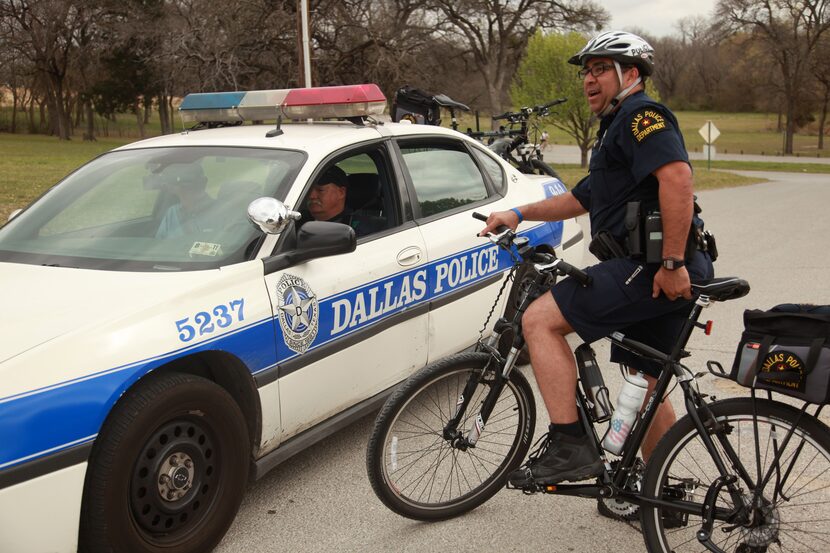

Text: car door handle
xmin=396 ymin=246 xmax=423 ymax=267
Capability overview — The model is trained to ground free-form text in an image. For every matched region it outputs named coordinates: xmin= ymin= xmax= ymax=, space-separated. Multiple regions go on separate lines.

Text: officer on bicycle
xmin=479 ymin=31 xmax=714 ymax=487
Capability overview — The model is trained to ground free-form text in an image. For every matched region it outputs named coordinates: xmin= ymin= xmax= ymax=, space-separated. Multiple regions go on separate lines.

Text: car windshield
xmin=0 ymin=146 xmax=304 ymax=271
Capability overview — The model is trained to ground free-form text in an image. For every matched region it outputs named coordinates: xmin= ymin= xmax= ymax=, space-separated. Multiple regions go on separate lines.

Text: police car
xmin=0 ymin=84 xmax=584 ymax=552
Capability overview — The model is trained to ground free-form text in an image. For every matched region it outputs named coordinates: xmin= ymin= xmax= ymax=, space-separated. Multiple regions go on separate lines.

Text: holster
xmin=589 ymin=231 xmax=628 ymax=261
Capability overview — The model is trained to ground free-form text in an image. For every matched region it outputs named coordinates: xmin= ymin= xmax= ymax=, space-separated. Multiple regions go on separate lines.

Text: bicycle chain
xmin=476 ymin=265 xmax=517 ymax=345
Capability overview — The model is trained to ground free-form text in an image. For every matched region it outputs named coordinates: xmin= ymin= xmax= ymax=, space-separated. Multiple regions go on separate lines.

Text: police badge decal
xmin=276 ymin=274 xmax=319 ymax=353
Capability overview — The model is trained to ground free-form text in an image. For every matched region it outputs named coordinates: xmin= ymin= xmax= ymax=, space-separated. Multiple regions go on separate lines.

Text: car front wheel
xmin=79 ymin=372 xmax=249 ymax=553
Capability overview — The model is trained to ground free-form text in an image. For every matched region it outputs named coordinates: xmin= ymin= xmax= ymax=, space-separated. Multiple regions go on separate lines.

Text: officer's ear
xmin=624 ymin=64 xmax=641 ymax=86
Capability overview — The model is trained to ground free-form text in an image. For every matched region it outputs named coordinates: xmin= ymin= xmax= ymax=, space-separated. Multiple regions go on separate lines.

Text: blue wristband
xmin=510 ymin=207 xmax=524 ymax=223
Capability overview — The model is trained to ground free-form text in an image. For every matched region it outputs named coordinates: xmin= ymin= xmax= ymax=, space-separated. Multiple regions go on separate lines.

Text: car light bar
xmin=179 ymin=84 xmax=387 ymax=124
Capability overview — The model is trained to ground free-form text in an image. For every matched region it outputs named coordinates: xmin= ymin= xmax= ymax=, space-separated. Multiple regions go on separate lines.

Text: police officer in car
xmin=479 ymin=31 xmax=714 ymax=487
xmin=301 ymin=166 xmax=354 ymax=226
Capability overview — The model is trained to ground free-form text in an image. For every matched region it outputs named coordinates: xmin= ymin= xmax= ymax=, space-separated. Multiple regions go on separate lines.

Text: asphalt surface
xmin=544 ymin=144 xmax=830 ymax=165
xmin=215 ymin=171 xmax=830 ymax=553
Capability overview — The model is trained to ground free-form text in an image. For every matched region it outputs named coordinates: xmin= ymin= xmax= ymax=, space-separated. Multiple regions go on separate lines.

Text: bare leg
xmin=522 ymin=292 xmax=576 ymax=424
xmin=639 ymin=373 xmax=676 ymax=461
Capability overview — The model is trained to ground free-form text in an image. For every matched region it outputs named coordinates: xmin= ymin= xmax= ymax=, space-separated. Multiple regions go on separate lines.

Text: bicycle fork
xmin=444 ymin=327 xmax=524 ymax=449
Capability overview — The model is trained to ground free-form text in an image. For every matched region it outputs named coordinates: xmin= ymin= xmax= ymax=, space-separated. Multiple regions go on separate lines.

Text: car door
xmin=394 ymin=137 xmax=516 ymax=362
xmin=263 ymin=143 xmax=429 ymax=439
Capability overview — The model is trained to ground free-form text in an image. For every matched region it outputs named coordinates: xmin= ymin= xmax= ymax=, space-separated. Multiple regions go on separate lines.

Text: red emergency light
xmin=179 ymin=84 xmax=387 ymax=124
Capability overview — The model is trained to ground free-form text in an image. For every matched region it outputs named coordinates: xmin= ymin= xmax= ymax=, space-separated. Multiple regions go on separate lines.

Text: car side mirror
xmin=262 ymin=220 xmax=356 ymax=274
xmin=247 ymin=197 xmax=301 ymax=235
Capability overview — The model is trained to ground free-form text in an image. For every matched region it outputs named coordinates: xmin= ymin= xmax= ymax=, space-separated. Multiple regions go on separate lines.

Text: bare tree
xmin=429 ymin=0 xmax=606 ymax=113
xmin=0 ymin=0 xmax=107 ymax=139
xmin=718 ymin=0 xmax=830 ymax=154
xmin=811 ymin=34 xmax=830 ymax=148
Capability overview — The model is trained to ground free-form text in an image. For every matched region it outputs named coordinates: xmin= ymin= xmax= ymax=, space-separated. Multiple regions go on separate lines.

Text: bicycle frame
xmin=440 ymin=256 xmax=782 ymax=538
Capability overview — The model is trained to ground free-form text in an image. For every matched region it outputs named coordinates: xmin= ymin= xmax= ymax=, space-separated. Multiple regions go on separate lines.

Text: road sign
xmin=698 ymin=120 xmax=720 ymax=144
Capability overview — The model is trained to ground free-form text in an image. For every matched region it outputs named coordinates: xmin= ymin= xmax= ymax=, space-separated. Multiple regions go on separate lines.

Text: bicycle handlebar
xmin=492 ymin=98 xmax=567 ymax=122
xmin=472 ymin=212 xmax=591 ymax=287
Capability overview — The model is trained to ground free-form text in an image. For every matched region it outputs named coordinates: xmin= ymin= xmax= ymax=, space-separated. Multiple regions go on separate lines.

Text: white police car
xmin=0 ymin=85 xmax=584 ymax=552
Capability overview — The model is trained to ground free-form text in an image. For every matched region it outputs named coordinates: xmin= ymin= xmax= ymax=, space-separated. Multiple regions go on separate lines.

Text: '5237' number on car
xmin=175 ymin=299 xmax=246 ymax=342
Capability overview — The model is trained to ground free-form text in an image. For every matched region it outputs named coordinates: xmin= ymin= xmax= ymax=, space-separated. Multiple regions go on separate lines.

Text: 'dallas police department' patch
xmin=630 ymin=109 xmax=668 ymax=143
xmin=757 ymin=350 xmax=807 ymax=393
xmin=276 ymin=273 xmax=319 ymax=354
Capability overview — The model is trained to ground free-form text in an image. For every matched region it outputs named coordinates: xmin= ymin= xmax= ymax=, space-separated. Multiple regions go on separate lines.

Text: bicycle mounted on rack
xmin=367 ymin=213 xmax=830 ymax=553
xmin=390 ymin=85 xmax=564 ymax=179
xmin=467 ymin=99 xmax=566 ymax=178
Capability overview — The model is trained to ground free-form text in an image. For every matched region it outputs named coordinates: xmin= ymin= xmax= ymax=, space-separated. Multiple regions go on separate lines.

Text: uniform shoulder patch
xmin=630 ymin=109 xmax=669 ymax=143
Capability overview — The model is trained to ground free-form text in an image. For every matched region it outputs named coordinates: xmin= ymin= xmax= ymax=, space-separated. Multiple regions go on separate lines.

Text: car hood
xmin=0 ymin=262 xmax=201 ymax=365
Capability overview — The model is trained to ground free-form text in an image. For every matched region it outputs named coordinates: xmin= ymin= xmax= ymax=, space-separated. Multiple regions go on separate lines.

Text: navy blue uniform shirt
xmin=571 ymin=91 xmax=688 ymax=244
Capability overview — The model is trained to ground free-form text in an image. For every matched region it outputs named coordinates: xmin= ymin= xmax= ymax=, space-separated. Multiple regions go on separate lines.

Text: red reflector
xmin=704 ymin=320 xmax=713 ymax=335
xmin=283 ymin=84 xmax=385 ymax=106
xmin=748 ymin=342 xmax=761 ymax=349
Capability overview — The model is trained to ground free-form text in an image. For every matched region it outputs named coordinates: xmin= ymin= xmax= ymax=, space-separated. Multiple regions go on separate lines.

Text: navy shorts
xmin=551 ymin=251 xmax=714 ymax=377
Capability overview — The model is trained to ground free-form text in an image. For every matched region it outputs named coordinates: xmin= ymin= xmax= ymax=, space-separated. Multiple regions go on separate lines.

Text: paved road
xmin=215 ymin=172 xmax=830 ymax=553
xmin=544 ymin=144 xmax=830 ymax=165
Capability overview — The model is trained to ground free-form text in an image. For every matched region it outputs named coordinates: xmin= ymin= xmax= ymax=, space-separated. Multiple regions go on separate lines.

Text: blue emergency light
xmin=179 ymin=84 xmax=387 ymax=124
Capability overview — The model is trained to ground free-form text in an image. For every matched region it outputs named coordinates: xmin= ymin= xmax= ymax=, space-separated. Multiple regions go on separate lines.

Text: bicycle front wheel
xmin=366 ymin=352 xmax=535 ymax=521
xmin=641 ymin=397 xmax=830 ymax=552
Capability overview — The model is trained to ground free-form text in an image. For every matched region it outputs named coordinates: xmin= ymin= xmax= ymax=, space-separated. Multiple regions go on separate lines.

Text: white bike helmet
xmin=568 ymin=31 xmax=655 ymax=76
xmin=570 ymin=31 xmax=654 ymax=116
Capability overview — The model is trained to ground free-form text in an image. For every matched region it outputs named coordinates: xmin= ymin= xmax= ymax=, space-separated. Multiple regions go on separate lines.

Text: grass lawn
xmin=0 ymin=133 xmax=132 ymax=221
xmin=553 ymin=162 xmax=767 ymax=191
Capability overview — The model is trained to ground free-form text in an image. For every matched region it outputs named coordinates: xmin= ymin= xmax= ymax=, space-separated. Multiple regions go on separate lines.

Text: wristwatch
xmin=662 ymin=257 xmax=685 ymax=271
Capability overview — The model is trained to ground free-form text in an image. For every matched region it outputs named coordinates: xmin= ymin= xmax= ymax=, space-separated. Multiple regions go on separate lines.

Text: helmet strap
xmin=599 ymin=61 xmax=642 ymax=117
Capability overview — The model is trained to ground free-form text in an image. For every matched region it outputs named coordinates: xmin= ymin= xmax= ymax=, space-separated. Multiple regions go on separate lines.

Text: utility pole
xmin=297 ymin=0 xmax=312 ymax=88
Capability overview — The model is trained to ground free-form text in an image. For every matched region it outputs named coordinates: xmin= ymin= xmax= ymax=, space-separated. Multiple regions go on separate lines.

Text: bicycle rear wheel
xmin=366 ymin=352 xmax=535 ymax=521
xmin=641 ymin=397 xmax=830 ymax=552
xmin=529 ymin=158 xmax=561 ymax=179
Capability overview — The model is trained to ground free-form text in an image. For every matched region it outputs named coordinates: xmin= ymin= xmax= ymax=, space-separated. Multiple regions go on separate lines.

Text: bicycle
xmin=366 ymin=213 xmax=830 ymax=552
xmin=468 ymin=99 xmax=566 ymax=179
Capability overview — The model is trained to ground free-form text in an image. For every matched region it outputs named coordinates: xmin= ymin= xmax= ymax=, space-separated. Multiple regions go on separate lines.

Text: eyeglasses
xmin=577 ymin=63 xmax=616 ymax=79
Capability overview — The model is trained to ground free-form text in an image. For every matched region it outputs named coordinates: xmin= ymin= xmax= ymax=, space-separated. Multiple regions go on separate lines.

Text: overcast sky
xmin=602 ymin=0 xmax=718 ymax=38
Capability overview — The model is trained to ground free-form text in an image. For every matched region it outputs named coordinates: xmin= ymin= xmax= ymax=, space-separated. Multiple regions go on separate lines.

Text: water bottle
xmin=602 ymin=371 xmax=648 ymax=455
xmin=575 ymin=344 xmax=612 ymax=422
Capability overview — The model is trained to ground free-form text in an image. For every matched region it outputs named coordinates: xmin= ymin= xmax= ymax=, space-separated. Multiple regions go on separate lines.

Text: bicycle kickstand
xmin=696 ymin=474 xmax=737 ymax=553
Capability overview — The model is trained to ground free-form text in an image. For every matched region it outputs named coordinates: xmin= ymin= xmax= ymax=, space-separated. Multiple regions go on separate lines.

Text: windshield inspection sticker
xmin=276 ymin=274 xmax=319 ymax=354
xmin=189 ymin=241 xmax=221 ymax=257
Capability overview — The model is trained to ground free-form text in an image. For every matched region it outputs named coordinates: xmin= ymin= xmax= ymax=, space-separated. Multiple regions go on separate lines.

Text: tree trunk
xmin=820 ymin=87 xmax=829 ymax=151
xmin=83 ymin=98 xmax=96 ymax=141
xmin=134 ymin=100 xmax=146 ymax=138
xmin=785 ymin=98 xmax=796 ymax=155
xmin=11 ymin=89 xmax=19 ymax=134
xmin=45 ymin=76 xmax=71 ymax=140
xmin=158 ymin=92 xmax=171 ymax=135
xmin=144 ymin=99 xmax=152 ymax=125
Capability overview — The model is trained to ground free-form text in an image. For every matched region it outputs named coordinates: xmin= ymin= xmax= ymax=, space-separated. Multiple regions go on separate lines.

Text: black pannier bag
xmin=391 ymin=85 xmax=441 ymax=126
xmin=731 ymin=304 xmax=830 ymax=404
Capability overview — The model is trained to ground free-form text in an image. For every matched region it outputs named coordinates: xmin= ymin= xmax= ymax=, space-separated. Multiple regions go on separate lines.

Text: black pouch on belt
xmin=624 ymin=201 xmax=643 ymax=257
xmin=589 ymin=230 xmax=628 ymax=261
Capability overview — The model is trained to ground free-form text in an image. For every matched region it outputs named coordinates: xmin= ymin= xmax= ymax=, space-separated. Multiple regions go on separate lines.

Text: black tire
xmin=79 ymin=372 xmax=250 ymax=553
xmin=529 ymin=158 xmax=561 ymax=179
xmin=366 ymin=352 xmax=535 ymax=521
xmin=641 ymin=397 xmax=830 ymax=552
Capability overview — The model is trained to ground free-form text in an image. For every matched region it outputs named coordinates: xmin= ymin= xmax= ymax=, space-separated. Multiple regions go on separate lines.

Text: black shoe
xmin=507 ymin=432 xmax=603 ymax=487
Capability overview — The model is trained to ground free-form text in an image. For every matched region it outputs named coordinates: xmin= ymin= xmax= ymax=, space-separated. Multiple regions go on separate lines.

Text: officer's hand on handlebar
xmin=476 ymin=210 xmax=520 ymax=237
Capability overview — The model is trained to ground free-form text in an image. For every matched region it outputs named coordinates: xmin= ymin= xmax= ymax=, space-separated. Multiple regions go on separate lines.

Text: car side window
xmin=471 ymin=146 xmax=506 ymax=195
xmin=299 ymin=148 xmax=397 ymax=239
xmin=398 ymin=142 xmax=489 ymax=218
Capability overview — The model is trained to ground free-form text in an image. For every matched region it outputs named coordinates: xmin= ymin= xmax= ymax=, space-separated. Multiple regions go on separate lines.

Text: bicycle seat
xmin=691 ymin=277 xmax=750 ymax=302
xmin=432 ymin=94 xmax=470 ymax=111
